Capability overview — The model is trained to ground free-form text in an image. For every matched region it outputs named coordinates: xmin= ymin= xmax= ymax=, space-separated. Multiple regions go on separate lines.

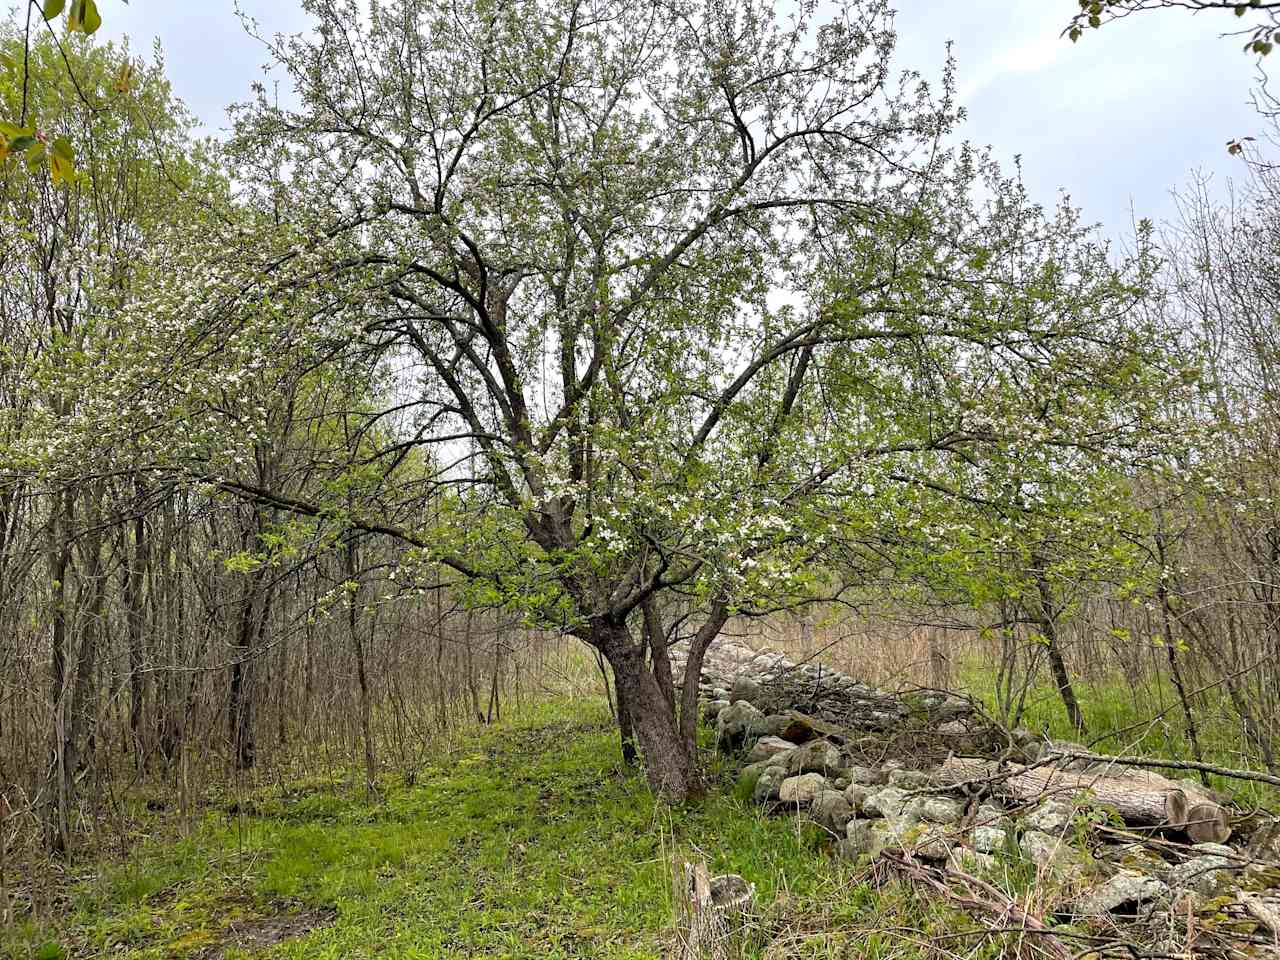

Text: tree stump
xmin=674 ymin=860 xmax=756 ymax=960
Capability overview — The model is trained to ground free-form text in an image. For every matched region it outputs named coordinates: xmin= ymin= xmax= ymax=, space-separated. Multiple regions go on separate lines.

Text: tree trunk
xmin=346 ymin=540 xmax=377 ymax=796
xmin=615 ymin=669 xmax=638 ymax=766
xmin=642 ymin=597 xmax=676 ymax=711
xmin=42 ymin=488 xmax=73 ymax=854
xmin=596 ymin=621 xmax=699 ymax=800
xmin=229 ymin=563 xmax=266 ymax=772
xmin=44 ymin=484 xmax=105 ymax=857
xmin=938 ymin=757 xmax=1231 ymax=843
xmin=1032 ymin=571 xmax=1086 ymax=734
xmin=122 ymin=506 xmax=148 ymax=768
xmin=677 ymin=602 xmax=730 ymax=749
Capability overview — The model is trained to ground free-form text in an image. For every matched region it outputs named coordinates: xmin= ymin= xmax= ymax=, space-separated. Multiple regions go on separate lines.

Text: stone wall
xmin=679 ymin=634 xmax=1280 ymax=948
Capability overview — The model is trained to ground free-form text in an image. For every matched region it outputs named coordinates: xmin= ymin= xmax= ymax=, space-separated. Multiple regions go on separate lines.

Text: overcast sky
xmin=100 ymin=1 xmax=1262 ymax=243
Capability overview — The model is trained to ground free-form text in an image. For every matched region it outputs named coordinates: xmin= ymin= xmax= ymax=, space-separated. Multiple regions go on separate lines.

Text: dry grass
xmin=721 ymin=614 xmax=980 ymax=692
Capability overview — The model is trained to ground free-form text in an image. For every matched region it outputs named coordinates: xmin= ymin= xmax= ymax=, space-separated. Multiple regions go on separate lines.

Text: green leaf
xmin=50 ymin=137 xmax=75 ymax=186
xmin=81 ymin=0 xmax=102 ymax=34
xmin=25 ymin=143 xmax=47 ymax=173
xmin=8 ymin=135 xmax=37 ymax=153
xmin=42 ymin=0 xmax=66 ymax=21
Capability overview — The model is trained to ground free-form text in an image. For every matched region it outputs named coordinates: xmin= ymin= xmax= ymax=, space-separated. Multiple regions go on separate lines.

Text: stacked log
xmin=937 ymin=757 xmax=1231 ymax=844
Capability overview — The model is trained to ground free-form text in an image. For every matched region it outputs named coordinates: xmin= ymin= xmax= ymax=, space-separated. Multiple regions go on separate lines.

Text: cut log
xmin=1184 ymin=801 xmax=1232 ymax=845
xmin=938 ymin=757 xmax=1231 ymax=843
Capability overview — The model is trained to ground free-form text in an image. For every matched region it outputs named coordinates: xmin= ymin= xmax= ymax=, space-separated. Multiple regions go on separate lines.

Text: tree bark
xmin=346 ymin=540 xmax=377 ymax=796
xmin=122 ymin=504 xmax=148 ymax=767
xmin=229 ymin=558 xmax=267 ymax=772
xmin=42 ymin=488 xmax=73 ymax=854
xmin=595 ymin=620 xmax=699 ymax=800
xmin=642 ymin=597 xmax=676 ymax=711
xmin=1032 ymin=571 xmax=1086 ymax=734
xmin=677 ymin=602 xmax=730 ymax=749
xmin=615 ymin=667 xmax=638 ymax=766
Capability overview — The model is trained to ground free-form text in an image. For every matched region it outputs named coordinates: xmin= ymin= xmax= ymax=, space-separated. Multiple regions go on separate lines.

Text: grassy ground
xmin=11 ymin=680 xmax=1269 ymax=960
xmin=7 ymin=699 xmax=999 ymax=960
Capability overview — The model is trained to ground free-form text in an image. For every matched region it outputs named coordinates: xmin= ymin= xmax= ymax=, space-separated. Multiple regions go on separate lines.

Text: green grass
xmin=5 ymin=700 xmax=893 ymax=960
xmin=7 ymin=694 xmax=1180 ymax=960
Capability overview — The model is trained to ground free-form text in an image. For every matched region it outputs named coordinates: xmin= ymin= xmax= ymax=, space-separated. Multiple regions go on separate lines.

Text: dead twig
xmin=877 ymin=849 xmax=1074 ymax=960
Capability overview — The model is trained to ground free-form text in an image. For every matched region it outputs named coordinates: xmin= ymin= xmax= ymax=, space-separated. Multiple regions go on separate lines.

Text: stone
xmin=778 ymin=711 xmax=847 ymax=745
xmin=863 ymin=786 xmax=913 ymax=821
xmin=844 ymin=783 xmax=871 ymax=814
xmin=1010 ymin=727 xmax=1038 ymax=747
xmin=874 ymin=819 xmax=950 ymax=861
xmin=779 ymin=773 xmax=829 ymax=807
xmin=730 ymin=676 xmax=763 ymax=707
xmin=1019 ymin=741 xmax=1045 ymax=762
xmin=1245 ymin=817 xmax=1280 ymax=864
xmin=811 ymin=790 xmax=854 ymax=834
xmin=1043 ymin=739 xmax=1097 ymax=771
xmin=887 ymin=769 xmax=936 ymax=791
xmin=1168 ymin=855 xmax=1235 ymax=896
xmin=786 ymin=739 xmax=844 ymax=776
xmin=761 ymin=714 xmax=791 ymax=737
xmin=845 ymin=765 xmax=885 ymax=786
xmin=838 ymin=820 xmax=881 ymax=861
xmin=1191 ymin=842 xmax=1235 ymax=858
xmin=914 ymin=827 xmax=953 ymax=862
xmin=832 ymin=777 xmax=851 ymax=790
xmin=909 ymin=797 xmax=962 ymax=825
xmin=717 ymin=699 xmax=765 ymax=748
xmin=1025 ymin=799 xmax=1076 ymax=836
xmin=1073 ymin=871 xmax=1169 ymax=916
xmin=738 ymin=759 xmax=771 ymax=786
xmin=974 ymin=804 xmax=1010 ymax=830
xmin=1106 ymin=842 xmax=1172 ymax=881
xmin=744 ymin=736 xmax=794 ymax=765
xmin=973 ymin=826 xmax=1009 ymax=854
xmin=752 ymin=765 xmax=788 ymax=803
xmin=1021 ymin=830 xmax=1083 ymax=871
xmin=703 ymin=699 xmax=731 ymax=720
xmin=937 ymin=720 xmax=968 ymax=737
xmin=939 ymin=695 xmax=971 ymax=718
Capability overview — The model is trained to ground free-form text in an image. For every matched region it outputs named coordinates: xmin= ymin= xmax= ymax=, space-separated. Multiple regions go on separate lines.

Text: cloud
xmin=955 ymin=14 xmax=1067 ymax=105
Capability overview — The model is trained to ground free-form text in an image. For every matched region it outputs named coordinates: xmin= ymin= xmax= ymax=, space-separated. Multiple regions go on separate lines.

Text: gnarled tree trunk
xmin=593 ymin=620 xmax=699 ymax=800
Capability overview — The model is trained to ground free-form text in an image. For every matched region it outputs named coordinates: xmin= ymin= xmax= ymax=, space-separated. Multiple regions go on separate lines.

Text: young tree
xmin=0 ymin=27 xmax=216 ymax=850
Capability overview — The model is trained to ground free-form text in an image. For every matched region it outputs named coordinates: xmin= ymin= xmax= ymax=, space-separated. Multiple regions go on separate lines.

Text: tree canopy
xmin=6 ymin=0 xmax=1190 ymax=800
